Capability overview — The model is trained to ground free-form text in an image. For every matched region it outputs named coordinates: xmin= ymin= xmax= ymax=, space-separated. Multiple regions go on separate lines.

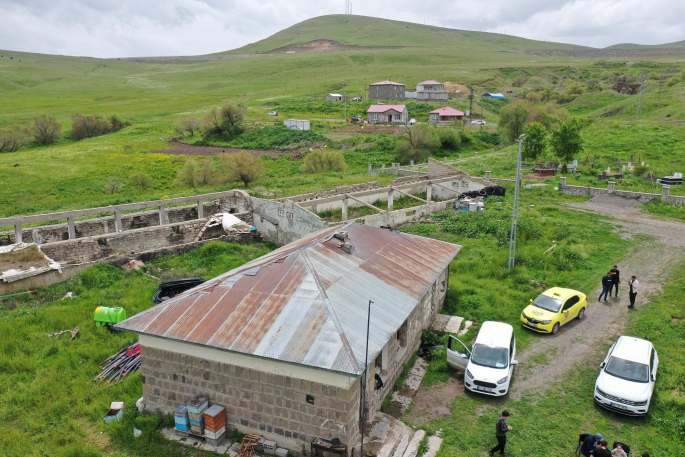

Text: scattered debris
xmin=194 ymin=213 xmax=255 ymax=242
xmin=134 ymin=428 xmax=142 ymax=437
xmin=61 ymin=291 xmax=74 ymax=300
xmin=121 ymin=259 xmax=145 ymax=271
xmin=0 ymin=290 xmax=37 ymax=301
xmin=46 ymin=326 xmax=80 ymax=340
xmin=104 ymin=401 xmax=124 ymax=423
xmin=544 ymin=244 xmax=557 ymax=254
xmin=93 ymin=342 xmax=141 ymax=385
xmin=152 ymin=277 xmax=205 ymax=303
xmin=0 ymin=243 xmax=61 ymax=283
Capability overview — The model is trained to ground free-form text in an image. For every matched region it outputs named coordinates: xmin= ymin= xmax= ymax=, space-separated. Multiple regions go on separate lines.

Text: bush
xmin=436 ymin=129 xmax=461 ymax=151
xmin=31 ymin=114 xmax=61 ymax=144
xmin=0 ymin=124 xmax=30 ymax=152
xmin=128 ymin=172 xmax=153 ymax=193
xmin=71 ymin=114 xmax=118 ymax=140
xmin=666 ymin=76 xmax=681 ymax=87
xmin=474 ymin=129 xmax=500 ymax=145
xmin=300 ymin=149 xmax=347 ymax=173
xmin=220 ymin=152 xmax=263 ymax=187
xmin=227 ymin=125 xmax=328 ymax=150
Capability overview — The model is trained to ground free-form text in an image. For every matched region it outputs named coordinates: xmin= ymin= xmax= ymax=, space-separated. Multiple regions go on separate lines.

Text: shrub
xmin=31 ymin=114 xmax=61 ymax=144
xmin=436 ymin=128 xmax=461 ymax=151
xmin=174 ymin=159 xmax=197 ymax=188
xmin=300 ymin=149 xmax=347 ymax=173
xmin=104 ymin=177 xmax=122 ymax=194
xmin=128 ymin=172 xmax=153 ymax=193
xmin=666 ymin=76 xmax=681 ymax=87
xmin=0 ymin=124 xmax=30 ymax=152
xmin=71 ymin=114 xmax=115 ymax=140
xmin=395 ymin=125 xmax=440 ymax=164
xmin=220 ymin=152 xmax=263 ymax=187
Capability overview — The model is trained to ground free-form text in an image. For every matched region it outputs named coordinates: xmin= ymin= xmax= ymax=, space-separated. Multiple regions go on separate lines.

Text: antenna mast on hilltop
xmin=345 ymin=0 xmax=353 ymax=14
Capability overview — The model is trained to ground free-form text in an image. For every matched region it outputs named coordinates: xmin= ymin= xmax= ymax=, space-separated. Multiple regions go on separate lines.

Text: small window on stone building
xmin=397 ymin=320 xmax=408 ymax=347
xmin=306 ymin=395 xmax=315 ymax=405
xmin=375 ymin=353 xmax=383 ymax=369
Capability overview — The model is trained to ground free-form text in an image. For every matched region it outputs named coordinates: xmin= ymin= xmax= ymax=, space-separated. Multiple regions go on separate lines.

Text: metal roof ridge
xmin=301 ymin=249 xmax=361 ymax=374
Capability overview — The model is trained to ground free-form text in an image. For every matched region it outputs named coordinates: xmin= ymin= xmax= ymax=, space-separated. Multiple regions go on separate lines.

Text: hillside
xmin=606 ymin=39 xmax=685 ymax=50
xmin=225 ymin=14 xmax=591 ymax=55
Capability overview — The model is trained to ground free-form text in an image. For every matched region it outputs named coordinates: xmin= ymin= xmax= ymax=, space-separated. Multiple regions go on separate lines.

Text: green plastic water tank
xmin=94 ymin=306 xmax=127 ymax=327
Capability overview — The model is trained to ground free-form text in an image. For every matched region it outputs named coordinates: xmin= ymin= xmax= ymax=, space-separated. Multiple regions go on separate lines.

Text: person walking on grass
xmin=489 ymin=410 xmax=512 ymax=456
xmin=599 ymin=271 xmax=613 ymax=302
xmin=610 ymin=265 xmax=620 ymax=298
xmin=629 ymin=275 xmax=639 ymax=309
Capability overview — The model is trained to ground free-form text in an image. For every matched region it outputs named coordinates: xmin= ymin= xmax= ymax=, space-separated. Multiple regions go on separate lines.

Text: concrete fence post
xmin=14 ymin=224 xmax=22 ymax=243
xmin=114 ymin=211 xmax=123 ymax=232
xmin=418 ymin=165 xmax=424 ymax=174
xmin=474 ymin=152 xmax=479 ymax=157
xmin=368 ymin=163 xmax=372 ymax=174
xmin=443 ymin=157 xmax=447 ymax=162
xmin=560 ymin=176 xmax=567 ymax=188
xmin=426 ymin=183 xmax=432 ymax=201
xmin=410 ymin=160 xmax=415 ymax=166
xmin=608 ymin=181 xmax=616 ymax=193
xmin=197 ymin=201 xmax=204 ymax=219
xmin=485 ymin=171 xmax=492 ymax=180
xmin=342 ymin=197 xmax=349 ymax=222
xmin=662 ymin=185 xmax=671 ymax=202
xmin=388 ymin=189 xmax=394 ymax=212
xmin=381 ymin=164 xmax=386 ymax=173
xmin=159 ymin=205 xmax=167 ymax=225
xmin=67 ymin=217 xmax=76 ymax=240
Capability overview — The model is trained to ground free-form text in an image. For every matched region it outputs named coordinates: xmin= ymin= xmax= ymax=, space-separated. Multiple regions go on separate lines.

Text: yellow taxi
xmin=520 ymin=287 xmax=587 ymax=334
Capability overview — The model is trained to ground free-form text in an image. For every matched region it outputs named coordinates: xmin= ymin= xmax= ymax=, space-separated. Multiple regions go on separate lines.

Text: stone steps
xmin=362 ymin=413 xmax=414 ymax=457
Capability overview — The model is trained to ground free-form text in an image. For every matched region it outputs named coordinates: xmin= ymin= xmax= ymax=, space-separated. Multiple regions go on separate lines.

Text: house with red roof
xmin=428 ymin=106 xmax=465 ymax=126
xmin=368 ymin=80 xmax=405 ymax=100
xmin=366 ymin=104 xmax=408 ymax=125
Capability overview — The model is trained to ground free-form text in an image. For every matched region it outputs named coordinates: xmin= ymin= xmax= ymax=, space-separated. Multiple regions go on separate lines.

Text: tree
xmin=71 ymin=114 xmax=112 ymax=140
xmin=300 ymin=149 xmax=347 ymax=174
xmin=175 ymin=116 xmax=200 ymax=136
xmin=220 ymin=152 xmax=262 ymax=187
xmin=201 ymin=102 xmax=246 ymax=139
xmin=498 ymin=101 xmax=529 ymax=144
xmin=196 ymin=157 xmax=215 ymax=185
xmin=128 ymin=172 xmax=153 ymax=193
xmin=175 ymin=159 xmax=197 ymax=188
xmin=31 ymin=115 xmax=61 ymax=145
xmin=550 ymin=117 xmax=584 ymax=169
xmin=0 ymin=125 xmax=30 ymax=152
xmin=522 ymin=122 xmax=548 ymax=162
xmin=395 ymin=125 xmax=440 ymax=164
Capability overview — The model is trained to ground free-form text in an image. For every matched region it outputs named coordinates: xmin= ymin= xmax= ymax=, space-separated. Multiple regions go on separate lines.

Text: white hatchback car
xmin=594 ymin=336 xmax=658 ymax=416
xmin=447 ymin=321 xmax=517 ymax=396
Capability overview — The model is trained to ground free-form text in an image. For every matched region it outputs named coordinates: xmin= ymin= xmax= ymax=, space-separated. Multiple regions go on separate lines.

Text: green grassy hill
xmin=226 ymin=14 xmax=591 ymax=54
xmin=605 ymin=40 xmax=685 ymax=50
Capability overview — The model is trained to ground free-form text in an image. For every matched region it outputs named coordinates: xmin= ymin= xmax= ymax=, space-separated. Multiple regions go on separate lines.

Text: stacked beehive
xmin=203 ymin=404 xmax=227 ymax=443
xmin=174 ymin=403 xmax=189 ymax=432
xmin=187 ymin=396 xmax=208 ymax=435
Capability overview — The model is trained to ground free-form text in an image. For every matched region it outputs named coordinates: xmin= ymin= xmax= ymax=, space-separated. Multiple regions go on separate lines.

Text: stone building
xmin=368 ymin=80 xmax=406 ymax=100
xmin=116 ymin=222 xmax=460 ymax=452
xmin=416 ymin=80 xmax=448 ymax=101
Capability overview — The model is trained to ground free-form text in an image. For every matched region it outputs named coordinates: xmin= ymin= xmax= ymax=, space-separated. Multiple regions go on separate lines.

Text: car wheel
xmin=578 ymin=307 xmax=585 ymax=320
xmin=551 ymin=323 xmax=560 ymax=335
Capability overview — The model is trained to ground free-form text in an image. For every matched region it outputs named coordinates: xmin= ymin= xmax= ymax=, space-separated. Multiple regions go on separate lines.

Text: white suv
xmin=594 ymin=336 xmax=658 ymax=416
xmin=447 ymin=321 xmax=517 ymax=396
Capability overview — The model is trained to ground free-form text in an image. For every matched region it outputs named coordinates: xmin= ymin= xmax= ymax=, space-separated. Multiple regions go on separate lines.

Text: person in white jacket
xmin=628 ymin=276 xmax=639 ymax=309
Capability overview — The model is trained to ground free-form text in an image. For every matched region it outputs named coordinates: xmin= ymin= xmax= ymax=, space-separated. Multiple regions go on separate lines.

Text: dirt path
xmin=404 ymin=194 xmax=685 ymax=423
xmin=154 ymin=143 xmax=303 ymax=158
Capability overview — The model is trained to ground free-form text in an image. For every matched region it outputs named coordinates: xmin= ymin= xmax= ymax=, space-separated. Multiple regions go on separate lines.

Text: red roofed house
xmin=416 ymin=80 xmax=448 ymax=101
xmin=116 ymin=223 xmax=460 ymax=453
xmin=366 ymin=104 xmax=408 ymax=125
xmin=428 ymin=106 xmax=465 ymax=126
xmin=368 ymin=80 xmax=405 ymax=100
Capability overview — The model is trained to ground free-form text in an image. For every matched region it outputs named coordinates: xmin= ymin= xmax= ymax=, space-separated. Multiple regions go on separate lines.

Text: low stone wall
xmin=354 ymin=201 xmax=453 ymax=227
xmin=559 ymin=177 xmax=685 ymax=205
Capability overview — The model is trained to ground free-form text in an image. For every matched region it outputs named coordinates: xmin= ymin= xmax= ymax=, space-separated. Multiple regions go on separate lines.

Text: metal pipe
xmin=508 ymin=134 xmax=525 ymax=269
xmin=360 ymin=300 xmax=373 ymax=457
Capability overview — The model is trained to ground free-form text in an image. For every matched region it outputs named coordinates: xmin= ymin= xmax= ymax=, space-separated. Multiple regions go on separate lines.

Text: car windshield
xmin=605 ymin=356 xmax=650 ymax=383
xmin=471 ymin=343 xmax=508 ymax=369
xmin=532 ymin=294 xmax=563 ymax=312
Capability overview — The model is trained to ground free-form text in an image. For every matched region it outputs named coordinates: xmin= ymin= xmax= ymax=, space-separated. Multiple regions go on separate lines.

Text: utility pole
xmin=360 ymin=300 xmax=373 ymax=457
xmin=343 ymin=80 xmax=347 ymax=122
xmin=507 ymin=134 xmax=525 ymax=270
xmin=636 ymin=73 xmax=646 ymax=119
xmin=468 ymin=86 xmax=474 ymax=122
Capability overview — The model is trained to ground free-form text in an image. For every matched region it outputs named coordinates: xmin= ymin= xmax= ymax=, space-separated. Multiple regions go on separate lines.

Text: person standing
xmin=610 ymin=265 xmax=620 ymax=298
xmin=489 ymin=410 xmax=512 ymax=456
xmin=628 ymin=276 xmax=639 ymax=309
xmin=599 ymin=272 xmax=613 ymax=302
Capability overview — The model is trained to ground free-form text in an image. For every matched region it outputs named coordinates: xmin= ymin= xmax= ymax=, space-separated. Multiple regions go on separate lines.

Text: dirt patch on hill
xmin=263 ymin=39 xmax=405 ymax=54
xmin=154 ymin=143 xmax=303 ymax=159
xmin=333 ymin=124 xmax=405 ymax=134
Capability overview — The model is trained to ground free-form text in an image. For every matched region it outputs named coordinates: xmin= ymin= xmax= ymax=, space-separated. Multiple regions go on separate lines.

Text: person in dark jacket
xmin=581 ymin=433 xmax=603 ymax=457
xmin=610 ymin=265 xmax=620 ymax=297
xmin=489 ymin=410 xmax=512 ymax=456
xmin=599 ymin=272 xmax=613 ymax=302
xmin=591 ymin=440 xmax=612 ymax=457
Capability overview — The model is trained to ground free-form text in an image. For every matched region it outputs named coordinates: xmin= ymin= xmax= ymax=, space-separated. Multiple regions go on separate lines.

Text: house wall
xmin=140 ymin=335 xmax=360 ymax=452
xmin=369 ymin=85 xmax=405 ymax=100
xmin=251 ymin=198 xmax=326 ymax=245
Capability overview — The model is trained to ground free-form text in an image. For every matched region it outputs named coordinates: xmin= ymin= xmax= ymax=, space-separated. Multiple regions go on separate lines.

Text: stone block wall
xmin=140 ymin=347 xmax=360 ymax=452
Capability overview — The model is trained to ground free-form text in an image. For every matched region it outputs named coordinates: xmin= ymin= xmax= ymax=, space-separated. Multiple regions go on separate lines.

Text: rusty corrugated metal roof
xmin=116 ymin=223 xmax=460 ymax=375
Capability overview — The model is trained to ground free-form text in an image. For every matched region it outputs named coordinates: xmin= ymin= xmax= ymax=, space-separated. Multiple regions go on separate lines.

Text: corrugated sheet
xmin=116 ymin=223 xmax=460 ymax=375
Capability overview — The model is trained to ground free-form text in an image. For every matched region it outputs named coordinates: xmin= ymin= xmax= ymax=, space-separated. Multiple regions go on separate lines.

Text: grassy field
xmin=4 ymin=186 xmax=684 ymax=456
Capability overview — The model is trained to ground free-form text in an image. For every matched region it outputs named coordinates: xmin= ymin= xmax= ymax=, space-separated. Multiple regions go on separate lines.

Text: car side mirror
xmin=511 ymin=360 xmax=518 ymax=366
xmin=651 ymin=374 xmax=656 ymax=381
xmin=600 ymin=362 xmax=606 ymax=368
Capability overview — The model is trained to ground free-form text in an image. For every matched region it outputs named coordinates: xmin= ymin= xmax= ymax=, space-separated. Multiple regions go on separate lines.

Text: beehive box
xmin=188 ymin=415 xmax=205 ymax=428
xmin=205 ymin=426 xmax=226 ymax=440
xmin=190 ymin=424 xmax=204 ymax=435
xmin=187 ymin=396 xmax=208 ymax=414
xmin=203 ymin=404 xmax=226 ymax=432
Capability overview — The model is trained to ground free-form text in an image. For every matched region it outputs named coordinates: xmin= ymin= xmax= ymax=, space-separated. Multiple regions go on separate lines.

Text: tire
xmin=577 ymin=307 xmax=585 ymax=320
xmin=551 ymin=323 xmax=560 ymax=335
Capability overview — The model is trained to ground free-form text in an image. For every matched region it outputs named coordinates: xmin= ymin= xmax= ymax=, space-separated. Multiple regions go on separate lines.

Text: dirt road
xmin=404 ymin=194 xmax=685 ymax=423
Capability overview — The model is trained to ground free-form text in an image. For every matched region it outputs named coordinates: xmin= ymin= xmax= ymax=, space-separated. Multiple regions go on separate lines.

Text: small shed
xmin=283 ymin=119 xmax=311 ymax=131
xmin=325 ymin=93 xmax=343 ymax=102
xmin=482 ymin=93 xmax=505 ymax=99
xmin=428 ymin=106 xmax=464 ymax=125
